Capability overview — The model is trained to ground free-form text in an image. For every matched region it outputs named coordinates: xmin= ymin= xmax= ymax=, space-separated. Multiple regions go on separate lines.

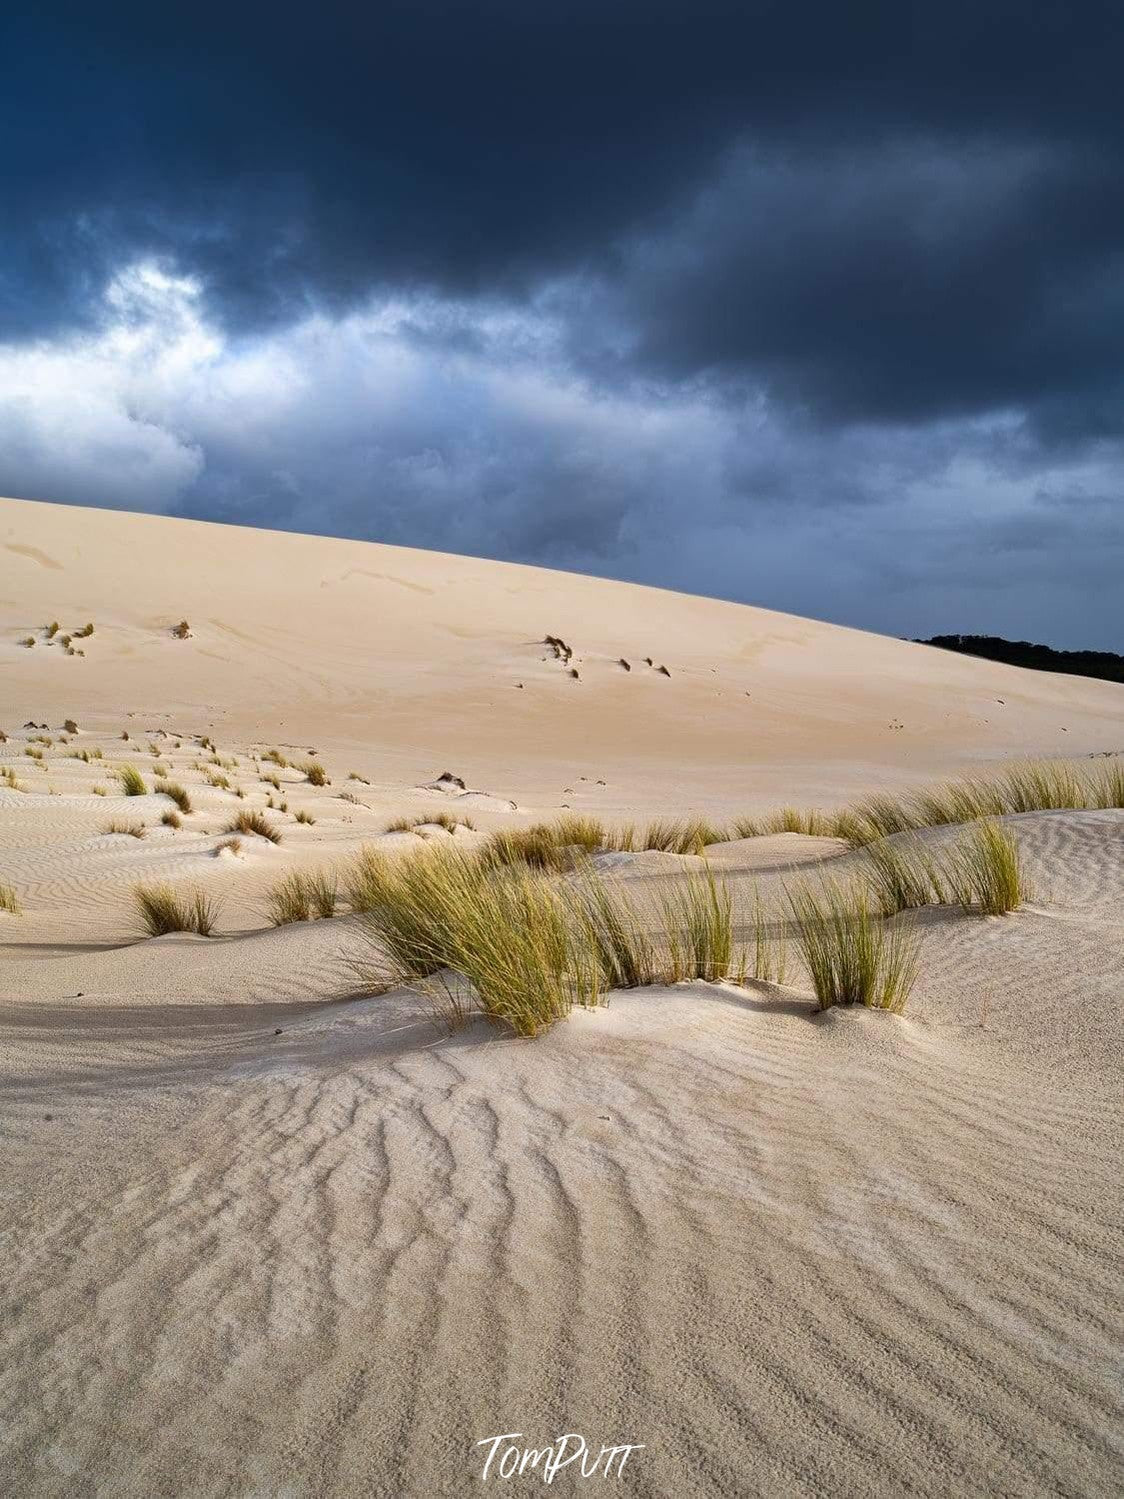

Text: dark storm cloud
xmin=1 ymin=1 xmax=1122 ymax=648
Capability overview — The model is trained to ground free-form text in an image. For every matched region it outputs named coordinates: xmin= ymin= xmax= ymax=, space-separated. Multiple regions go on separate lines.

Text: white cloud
xmin=0 ymin=260 xmax=1120 ymax=649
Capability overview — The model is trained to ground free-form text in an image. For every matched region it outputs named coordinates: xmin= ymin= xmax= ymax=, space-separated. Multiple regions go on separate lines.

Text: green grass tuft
xmin=133 ymin=882 xmax=219 ymax=937
xmin=266 ymin=869 xmax=338 ymax=925
xmin=946 ymin=820 xmax=1027 ymax=915
xmin=786 ymin=879 xmax=920 ymax=1013
xmin=117 ymin=764 xmax=147 ymax=796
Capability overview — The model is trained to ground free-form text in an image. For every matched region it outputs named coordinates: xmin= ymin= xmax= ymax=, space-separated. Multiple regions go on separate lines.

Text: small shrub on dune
xmin=64 ymin=718 xmax=79 ymax=733
xmin=161 ymin=810 xmax=183 ymax=829
xmin=225 ymin=809 xmax=282 ymax=843
xmin=117 ymin=764 xmax=147 ymax=796
xmin=74 ymin=623 xmax=94 ymax=638
xmin=18 ymin=637 xmax=35 ymax=648
xmin=786 ymin=879 xmax=920 ymax=1012
xmin=348 ymin=771 xmax=370 ymax=784
xmin=91 ymin=783 xmax=107 ymax=796
xmin=155 ymin=779 xmax=192 ymax=814
xmin=294 ymin=808 xmax=315 ymax=824
xmin=172 ymin=619 xmax=191 ymax=639
xmin=384 ymin=816 xmax=416 ymax=834
xmin=205 ymin=770 xmax=231 ymax=790
xmin=946 ymin=820 xmax=1026 ymax=916
xmin=0 ymin=882 xmax=21 ymax=915
xmin=302 ymin=760 xmax=329 ymax=786
xmin=45 ymin=621 xmax=59 ymax=639
xmin=263 ymin=749 xmax=288 ymax=767
xmin=25 ymin=747 xmax=44 ymax=761
xmin=262 ymin=772 xmax=282 ymax=790
xmin=133 ymin=882 xmax=219 ymax=937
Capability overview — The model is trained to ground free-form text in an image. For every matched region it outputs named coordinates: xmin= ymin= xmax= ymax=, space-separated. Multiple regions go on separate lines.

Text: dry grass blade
xmin=225 ymin=810 xmax=282 ymax=843
xmin=154 ymin=779 xmax=192 ymax=814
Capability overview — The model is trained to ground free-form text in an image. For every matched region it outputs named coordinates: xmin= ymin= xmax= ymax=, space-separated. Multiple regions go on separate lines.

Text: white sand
xmin=1 ymin=494 xmax=1122 ymax=1495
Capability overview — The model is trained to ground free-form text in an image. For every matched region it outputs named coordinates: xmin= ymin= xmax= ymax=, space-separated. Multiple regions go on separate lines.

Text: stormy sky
xmin=2 ymin=1 xmax=1122 ymax=648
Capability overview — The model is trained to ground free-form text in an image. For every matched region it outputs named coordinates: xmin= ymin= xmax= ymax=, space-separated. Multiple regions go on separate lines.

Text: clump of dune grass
xmin=576 ymin=875 xmax=657 ymax=989
xmin=294 ymin=808 xmax=315 ymax=824
xmin=750 ymin=884 xmax=788 ymax=983
xmin=339 ymin=790 xmax=363 ymax=805
xmin=18 ymin=637 xmax=35 ymax=648
xmin=266 ymin=869 xmax=338 ymax=925
xmin=842 ymin=759 xmax=1118 ymax=847
xmin=205 ymin=770 xmax=231 ymax=790
xmin=215 ymin=836 xmax=242 ymax=856
xmin=161 ymin=810 xmax=183 ymax=829
xmin=639 ymin=817 xmax=726 ymax=854
xmin=263 ymin=748 xmax=288 ymax=767
xmin=731 ymin=807 xmax=838 ymax=839
xmin=350 ymin=847 xmax=600 ymax=1035
xmin=481 ymin=814 xmax=606 ymax=871
xmin=348 ymin=771 xmax=370 ymax=784
xmin=302 ymin=760 xmax=328 ymax=786
xmin=2 ymin=766 xmax=25 ymax=791
xmin=1092 ymin=759 xmax=1124 ymax=809
xmin=0 ymin=882 xmax=21 ymax=914
xmin=225 ymin=809 xmax=282 ymax=843
xmin=104 ymin=818 xmax=146 ymax=838
xmin=172 ymin=619 xmax=191 ymax=639
xmin=25 ymin=746 xmax=44 ymax=761
xmin=133 ymin=882 xmax=219 ymax=937
xmin=428 ymin=811 xmax=475 ymax=833
xmin=117 ymin=764 xmax=147 ymax=796
xmin=946 ymin=820 xmax=1026 ymax=915
xmin=262 ymin=772 xmax=282 ymax=790
xmin=786 ymin=879 xmax=920 ymax=1012
xmin=660 ymin=866 xmax=734 ymax=981
xmin=385 ymin=815 xmax=416 ymax=834
xmin=154 ymin=779 xmax=192 ymax=814
xmin=45 ymin=621 xmax=59 ymax=638
xmin=63 ymin=718 xmax=79 ymax=733
xmin=863 ymin=836 xmax=948 ymax=914
xmin=74 ymin=624 xmax=94 ymax=639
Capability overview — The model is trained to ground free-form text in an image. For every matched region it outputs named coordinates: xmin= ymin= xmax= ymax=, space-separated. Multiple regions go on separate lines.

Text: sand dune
xmin=1 ymin=495 xmax=1122 ymax=1495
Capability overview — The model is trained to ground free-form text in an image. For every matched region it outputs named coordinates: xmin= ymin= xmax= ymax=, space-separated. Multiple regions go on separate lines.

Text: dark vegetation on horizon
xmin=915 ymin=634 xmax=1124 ymax=684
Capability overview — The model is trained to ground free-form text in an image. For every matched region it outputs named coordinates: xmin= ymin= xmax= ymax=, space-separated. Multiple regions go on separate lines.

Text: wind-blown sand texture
xmin=1 ymin=495 xmax=1122 ymax=1496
